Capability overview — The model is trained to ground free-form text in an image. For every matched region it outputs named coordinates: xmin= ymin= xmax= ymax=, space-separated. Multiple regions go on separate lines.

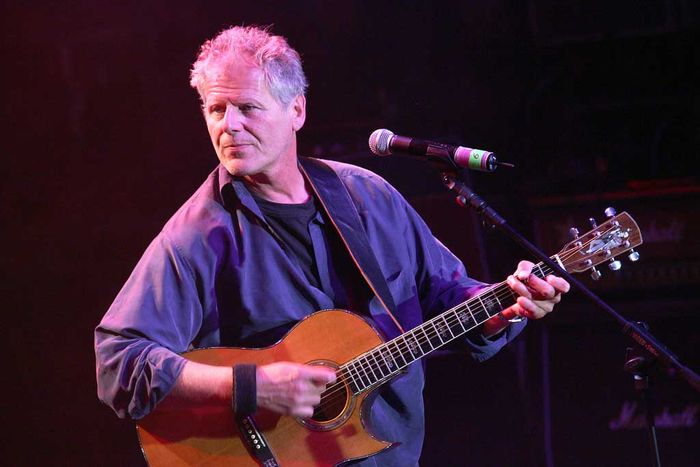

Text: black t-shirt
xmin=254 ymin=195 xmax=321 ymax=289
xmin=253 ymin=194 xmax=370 ymax=313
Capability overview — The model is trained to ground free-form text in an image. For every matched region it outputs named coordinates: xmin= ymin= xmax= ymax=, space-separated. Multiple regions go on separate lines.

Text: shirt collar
xmin=216 ymin=164 xmax=266 ymax=220
xmin=216 ymin=160 xmax=325 ymax=227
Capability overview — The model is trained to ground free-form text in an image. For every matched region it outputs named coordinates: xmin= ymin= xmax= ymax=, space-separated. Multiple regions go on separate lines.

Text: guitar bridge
xmin=236 ymin=415 xmax=279 ymax=466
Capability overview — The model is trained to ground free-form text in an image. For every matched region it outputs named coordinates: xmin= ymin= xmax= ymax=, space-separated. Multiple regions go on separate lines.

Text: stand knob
xmin=608 ymin=259 xmax=622 ymax=271
xmin=628 ymin=249 xmax=640 ymax=262
xmin=591 ymin=267 xmax=602 ymax=280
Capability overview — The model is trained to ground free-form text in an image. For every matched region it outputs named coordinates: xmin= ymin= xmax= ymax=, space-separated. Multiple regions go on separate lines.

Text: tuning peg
xmin=608 ymin=258 xmax=622 ymax=271
xmin=628 ymin=249 xmax=640 ymax=262
xmin=590 ymin=267 xmax=602 ymax=280
xmin=604 ymin=207 xmax=617 ymax=218
xmin=589 ymin=217 xmax=598 ymax=229
xmin=569 ymin=227 xmax=579 ymax=239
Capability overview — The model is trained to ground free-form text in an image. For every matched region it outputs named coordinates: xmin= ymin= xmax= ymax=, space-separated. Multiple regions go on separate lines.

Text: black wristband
xmin=233 ymin=364 xmax=257 ymax=417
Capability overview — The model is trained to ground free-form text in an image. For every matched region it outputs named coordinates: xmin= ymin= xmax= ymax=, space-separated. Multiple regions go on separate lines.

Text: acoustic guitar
xmin=137 ymin=211 xmax=642 ymax=466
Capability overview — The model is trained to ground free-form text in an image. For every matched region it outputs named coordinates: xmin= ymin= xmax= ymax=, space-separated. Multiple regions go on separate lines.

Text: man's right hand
xmin=256 ymin=362 xmax=337 ymax=418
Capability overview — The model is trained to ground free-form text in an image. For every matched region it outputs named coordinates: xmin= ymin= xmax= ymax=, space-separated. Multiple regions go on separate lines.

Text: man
xmin=95 ymin=25 xmax=569 ymax=465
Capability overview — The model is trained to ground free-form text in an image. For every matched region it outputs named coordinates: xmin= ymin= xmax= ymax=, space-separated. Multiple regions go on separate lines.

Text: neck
xmin=244 ymin=164 xmax=310 ymax=204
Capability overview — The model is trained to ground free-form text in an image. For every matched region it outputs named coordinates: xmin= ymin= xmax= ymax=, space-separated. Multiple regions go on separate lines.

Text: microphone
xmin=368 ymin=128 xmax=513 ymax=172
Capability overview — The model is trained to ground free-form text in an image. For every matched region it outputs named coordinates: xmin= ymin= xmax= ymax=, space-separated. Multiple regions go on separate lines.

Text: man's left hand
xmin=505 ymin=260 xmax=570 ymax=320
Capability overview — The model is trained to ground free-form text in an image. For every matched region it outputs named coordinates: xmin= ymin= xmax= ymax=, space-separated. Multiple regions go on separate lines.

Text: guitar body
xmin=137 ymin=309 xmax=393 ymax=466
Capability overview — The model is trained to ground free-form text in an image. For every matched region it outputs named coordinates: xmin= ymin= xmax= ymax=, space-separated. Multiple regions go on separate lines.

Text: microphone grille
xmin=368 ymin=129 xmax=394 ymax=156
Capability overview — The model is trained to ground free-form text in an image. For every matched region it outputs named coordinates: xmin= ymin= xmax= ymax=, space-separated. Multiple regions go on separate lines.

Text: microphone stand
xmin=624 ymin=339 xmax=662 ymax=467
xmin=439 ymin=170 xmax=700 ymax=467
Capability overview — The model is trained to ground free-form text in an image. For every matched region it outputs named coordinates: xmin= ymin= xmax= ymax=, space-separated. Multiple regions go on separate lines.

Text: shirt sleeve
xmin=400 ymin=193 xmax=526 ymax=361
xmin=94 ymin=232 xmax=203 ymax=420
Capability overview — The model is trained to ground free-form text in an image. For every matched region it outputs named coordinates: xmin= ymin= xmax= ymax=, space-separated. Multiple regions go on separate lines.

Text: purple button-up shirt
xmin=95 ymin=158 xmax=524 ymax=466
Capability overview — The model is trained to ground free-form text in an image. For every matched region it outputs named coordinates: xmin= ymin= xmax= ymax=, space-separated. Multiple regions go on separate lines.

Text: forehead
xmin=202 ymin=61 xmax=272 ymax=103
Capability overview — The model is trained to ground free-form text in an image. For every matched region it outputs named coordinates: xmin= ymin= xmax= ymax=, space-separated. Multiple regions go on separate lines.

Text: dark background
xmin=2 ymin=1 xmax=699 ymax=465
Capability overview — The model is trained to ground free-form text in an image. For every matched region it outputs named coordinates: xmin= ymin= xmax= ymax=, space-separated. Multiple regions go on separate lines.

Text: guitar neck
xmin=339 ymin=259 xmax=559 ymax=394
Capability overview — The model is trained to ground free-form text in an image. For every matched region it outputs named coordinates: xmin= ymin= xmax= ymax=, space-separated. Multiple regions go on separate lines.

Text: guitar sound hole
xmin=312 ymin=383 xmax=349 ymax=422
xmin=298 ymin=360 xmax=355 ymax=431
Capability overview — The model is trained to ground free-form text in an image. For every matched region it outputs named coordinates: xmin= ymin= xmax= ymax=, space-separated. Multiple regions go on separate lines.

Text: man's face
xmin=202 ymin=61 xmax=305 ymax=179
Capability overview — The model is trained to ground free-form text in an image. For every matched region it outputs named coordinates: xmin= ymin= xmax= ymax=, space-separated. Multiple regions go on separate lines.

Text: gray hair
xmin=190 ymin=25 xmax=308 ymax=106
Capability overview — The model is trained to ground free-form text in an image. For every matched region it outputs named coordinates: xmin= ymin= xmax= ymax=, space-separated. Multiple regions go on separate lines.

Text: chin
xmin=221 ymin=159 xmax=258 ymax=178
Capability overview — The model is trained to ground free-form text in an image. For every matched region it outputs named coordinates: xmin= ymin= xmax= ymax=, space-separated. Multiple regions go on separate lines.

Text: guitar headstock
xmin=557 ymin=209 xmax=643 ymax=279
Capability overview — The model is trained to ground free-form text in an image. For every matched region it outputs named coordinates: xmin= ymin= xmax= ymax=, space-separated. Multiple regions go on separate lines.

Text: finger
xmin=517 ymin=297 xmax=550 ymax=319
xmin=293 ymin=405 xmax=315 ymax=419
xmin=545 ymin=293 xmax=562 ymax=305
xmin=298 ymin=365 xmax=337 ymax=385
xmin=508 ymin=303 xmax=528 ymax=319
xmin=514 ymin=260 xmax=535 ymax=281
xmin=507 ymin=275 xmax=532 ymax=299
xmin=525 ymin=274 xmax=557 ymax=300
xmin=546 ymin=275 xmax=571 ymax=294
xmin=291 ymin=383 xmax=323 ymax=405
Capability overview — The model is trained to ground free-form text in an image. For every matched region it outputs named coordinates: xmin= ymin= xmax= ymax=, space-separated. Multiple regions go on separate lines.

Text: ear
xmin=289 ymin=94 xmax=306 ymax=132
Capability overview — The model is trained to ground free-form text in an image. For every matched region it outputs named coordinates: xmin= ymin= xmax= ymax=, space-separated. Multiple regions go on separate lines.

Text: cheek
xmin=206 ymin=122 xmax=222 ymax=143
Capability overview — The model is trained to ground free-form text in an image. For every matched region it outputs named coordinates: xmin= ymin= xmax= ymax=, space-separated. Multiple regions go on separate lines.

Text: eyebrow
xmin=205 ymin=95 xmax=265 ymax=108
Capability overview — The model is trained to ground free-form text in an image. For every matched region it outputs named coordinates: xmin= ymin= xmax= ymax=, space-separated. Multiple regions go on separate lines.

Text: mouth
xmin=221 ymin=143 xmax=254 ymax=159
xmin=222 ymin=141 xmax=254 ymax=152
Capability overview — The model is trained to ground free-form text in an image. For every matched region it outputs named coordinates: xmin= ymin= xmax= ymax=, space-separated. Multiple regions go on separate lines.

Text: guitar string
xmin=315 ymin=280 xmax=521 ymax=410
xmin=316 ymin=256 xmax=576 ymax=410
xmin=320 ymin=262 xmax=539 ymax=398
xmin=313 ymin=223 xmax=627 ymax=413
xmin=316 ymin=261 xmax=581 ymax=411
xmin=315 ymin=281 xmax=526 ymax=410
xmin=315 ymin=226 xmax=620 ymax=411
xmin=340 ymin=220 xmax=627 ymax=374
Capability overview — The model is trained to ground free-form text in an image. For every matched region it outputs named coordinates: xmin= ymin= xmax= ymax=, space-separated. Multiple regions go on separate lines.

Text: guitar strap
xmin=299 ymin=157 xmax=404 ymax=338
xmin=237 ymin=158 xmax=405 ymax=466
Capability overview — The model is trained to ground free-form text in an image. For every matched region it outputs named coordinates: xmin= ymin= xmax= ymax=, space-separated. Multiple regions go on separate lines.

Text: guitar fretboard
xmin=338 ymin=261 xmax=556 ymax=394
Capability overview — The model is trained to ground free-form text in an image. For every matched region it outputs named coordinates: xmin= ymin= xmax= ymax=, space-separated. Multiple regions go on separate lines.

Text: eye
xmin=209 ymin=105 xmax=225 ymax=115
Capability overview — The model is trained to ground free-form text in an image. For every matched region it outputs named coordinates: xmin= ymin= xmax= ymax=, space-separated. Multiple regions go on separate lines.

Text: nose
xmin=223 ymin=104 xmax=243 ymax=135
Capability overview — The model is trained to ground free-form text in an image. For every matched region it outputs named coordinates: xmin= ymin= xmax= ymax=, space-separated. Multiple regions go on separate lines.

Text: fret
xmin=418 ymin=327 xmax=434 ymax=353
xmin=475 ymin=293 xmax=489 ymax=317
xmin=430 ymin=317 xmax=450 ymax=347
xmin=370 ymin=351 xmax=388 ymax=379
xmin=490 ymin=287 xmax=503 ymax=310
xmin=361 ymin=355 xmax=379 ymax=384
xmin=452 ymin=315 xmax=466 ymax=336
xmin=465 ymin=304 xmax=477 ymax=326
xmin=400 ymin=335 xmax=415 ymax=362
xmin=354 ymin=358 xmax=372 ymax=388
xmin=356 ymin=359 xmax=372 ymax=389
xmin=481 ymin=290 xmax=503 ymax=318
xmin=455 ymin=308 xmax=470 ymax=331
xmin=494 ymin=284 xmax=518 ymax=310
xmin=440 ymin=315 xmax=456 ymax=340
xmin=389 ymin=339 xmax=408 ymax=368
xmin=346 ymin=361 xmax=366 ymax=391
xmin=535 ymin=263 xmax=545 ymax=278
xmin=429 ymin=321 xmax=445 ymax=347
xmin=341 ymin=365 xmax=360 ymax=394
xmin=363 ymin=354 xmax=378 ymax=382
xmin=377 ymin=346 xmax=396 ymax=375
xmin=404 ymin=333 xmax=423 ymax=359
